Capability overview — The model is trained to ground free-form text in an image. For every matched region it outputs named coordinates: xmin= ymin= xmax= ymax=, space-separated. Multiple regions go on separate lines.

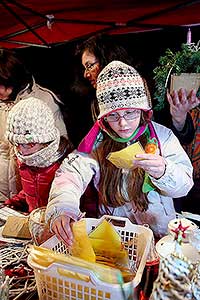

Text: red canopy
xmin=0 ymin=0 xmax=200 ymax=48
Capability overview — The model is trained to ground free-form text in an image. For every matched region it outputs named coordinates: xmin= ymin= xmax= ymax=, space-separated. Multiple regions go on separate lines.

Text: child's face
xmin=16 ymin=143 xmax=47 ymax=156
xmin=105 ymin=109 xmax=141 ymax=139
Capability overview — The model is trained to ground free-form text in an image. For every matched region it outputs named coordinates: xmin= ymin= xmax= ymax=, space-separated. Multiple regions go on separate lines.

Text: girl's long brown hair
xmin=93 ymin=111 xmax=151 ymax=212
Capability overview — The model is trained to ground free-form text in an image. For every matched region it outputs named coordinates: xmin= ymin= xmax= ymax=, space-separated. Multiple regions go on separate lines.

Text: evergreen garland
xmin=153 ymin=42 xmax=200 ymax=110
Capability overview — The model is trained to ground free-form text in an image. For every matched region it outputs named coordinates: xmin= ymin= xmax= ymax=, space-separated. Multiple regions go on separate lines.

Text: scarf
xmin=15 ymin=134 xmax=61 ymax=167
xmin=78 ymin=120 xmax=160 ymax=193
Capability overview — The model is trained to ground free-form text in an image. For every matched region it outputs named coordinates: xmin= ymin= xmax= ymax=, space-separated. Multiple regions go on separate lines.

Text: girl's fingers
xmin=52 ymin=216 xmax=73 ymax=246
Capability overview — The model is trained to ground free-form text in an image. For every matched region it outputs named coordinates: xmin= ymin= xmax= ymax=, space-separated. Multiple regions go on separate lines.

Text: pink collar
xmin=78 ymin=121 xmax=100 ymax=153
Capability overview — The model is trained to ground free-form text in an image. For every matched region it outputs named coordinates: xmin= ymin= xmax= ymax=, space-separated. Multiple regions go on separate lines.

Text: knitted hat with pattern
xmin=96 ymin=60 xmax=152 ymax=119
xmin=6 ymin=96 xmax=59 ymax=144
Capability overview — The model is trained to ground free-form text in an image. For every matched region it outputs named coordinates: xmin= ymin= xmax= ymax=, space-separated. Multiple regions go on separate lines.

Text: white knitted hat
xmin=6 ymin=97 xmax=59 ymax=144
xmin=96 ymin=60 xmax=152 ymax=119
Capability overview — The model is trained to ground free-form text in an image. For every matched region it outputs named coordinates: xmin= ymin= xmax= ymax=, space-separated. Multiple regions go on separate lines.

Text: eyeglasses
xmin=104 ymin=110 xmax=141 ymax=122
xmin=84 ymin=61 xmax=99 ymax=72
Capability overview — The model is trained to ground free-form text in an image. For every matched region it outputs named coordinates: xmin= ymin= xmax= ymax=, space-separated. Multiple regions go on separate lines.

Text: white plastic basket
xmin=28 ymin=215 xmax=153 ymax=300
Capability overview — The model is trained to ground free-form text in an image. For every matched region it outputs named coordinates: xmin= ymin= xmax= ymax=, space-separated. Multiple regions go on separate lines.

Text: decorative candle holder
xmin=28 ymin=207 xmax=53 ymax=246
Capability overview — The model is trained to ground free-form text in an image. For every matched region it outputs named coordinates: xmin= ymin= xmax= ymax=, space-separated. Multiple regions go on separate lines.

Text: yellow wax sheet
xmin=89 ymin=220 xmax=130 ymax=273
xmin=89 ymin=220 xmax=121 ymax=245
xmin=89 ymin=220 xmax=122 ymax=256
xmin=71 ymin=219 xmax=96 ymax=263
xmin=107 ymin=141 xmax=145 ymax=169
xmin=29 ymin=219 xmax=134 ymax=284
xmin=29 ymin=245 xmax=123 ymax=284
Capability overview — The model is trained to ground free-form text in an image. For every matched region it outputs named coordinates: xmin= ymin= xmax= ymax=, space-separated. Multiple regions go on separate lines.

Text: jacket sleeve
xmin=170 ymin=112 xmax=195 ymax=145
xmin=5 ymin=190 xmax=28 ymax=211
xmin=150 ymin=123 xmax=193 ymax=197
xmin=45 ymin=150 xmax=99 ymax=224
xmin=153 ymin=107 xmax=195 ymax=145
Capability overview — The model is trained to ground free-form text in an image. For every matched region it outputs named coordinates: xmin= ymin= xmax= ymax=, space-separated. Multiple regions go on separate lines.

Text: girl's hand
xmin=133 ymin=153 xmax=166 ymax=179
xmin=51 ymin=215 xmax=74 ymax=247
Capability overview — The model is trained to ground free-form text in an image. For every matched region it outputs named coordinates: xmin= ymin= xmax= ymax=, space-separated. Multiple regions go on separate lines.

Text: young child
xmin=45 ymin=61 xmax=193 ymax=243
xmin=0 ymin=49 xmax=68 ymax=203
xmin=5 ymin=96 xmax=72 ymax=213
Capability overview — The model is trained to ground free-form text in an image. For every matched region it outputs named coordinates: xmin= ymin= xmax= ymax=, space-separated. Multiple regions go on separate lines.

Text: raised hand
xmin=133 ymin=153 xmax=166 ymax=179
xmin=167 ymin=88 xmax=200 ymax=131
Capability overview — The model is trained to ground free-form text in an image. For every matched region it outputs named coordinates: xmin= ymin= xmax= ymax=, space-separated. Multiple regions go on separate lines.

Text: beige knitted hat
xmin=96 ymin=60 xmax=152 ymax=118
xmin=6 ymin=96 xmax=59 ymax=144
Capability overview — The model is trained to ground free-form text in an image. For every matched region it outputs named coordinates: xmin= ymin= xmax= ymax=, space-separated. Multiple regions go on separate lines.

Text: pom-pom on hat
xmin=96 ymin=60 xmax=152 ymax=119
xmin=6 ymin=96 xmax=59 ymax=145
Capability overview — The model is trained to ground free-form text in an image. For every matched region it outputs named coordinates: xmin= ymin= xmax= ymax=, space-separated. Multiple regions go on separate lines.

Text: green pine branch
xmin=153 ymin=43 xmax=200 ymax=111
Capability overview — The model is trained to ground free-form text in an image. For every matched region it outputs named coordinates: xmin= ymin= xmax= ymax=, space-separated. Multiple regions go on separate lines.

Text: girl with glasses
xmin=46 ymin=61 xmax=193 ymax=245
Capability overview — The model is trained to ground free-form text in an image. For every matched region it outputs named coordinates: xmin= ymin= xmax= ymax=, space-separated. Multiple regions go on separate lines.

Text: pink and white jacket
xmin=46 ymin=122 xmax=193 ymax=238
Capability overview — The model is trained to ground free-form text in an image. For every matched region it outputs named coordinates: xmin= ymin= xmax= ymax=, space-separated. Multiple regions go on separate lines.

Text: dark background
xmin=14 ymin=26 xmax=200 ymax=146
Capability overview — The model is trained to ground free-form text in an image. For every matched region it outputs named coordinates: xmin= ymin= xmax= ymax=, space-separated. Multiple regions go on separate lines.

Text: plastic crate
xmin=28 ymin=215 xmax=153 ymax=300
